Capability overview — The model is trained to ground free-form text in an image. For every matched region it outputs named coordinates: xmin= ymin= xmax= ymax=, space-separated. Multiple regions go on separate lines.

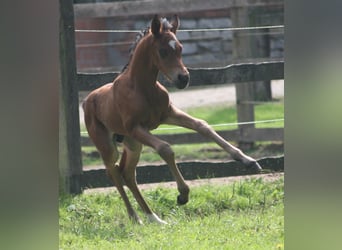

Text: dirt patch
xmin=84 ymin=172 xmax=283 ymax=194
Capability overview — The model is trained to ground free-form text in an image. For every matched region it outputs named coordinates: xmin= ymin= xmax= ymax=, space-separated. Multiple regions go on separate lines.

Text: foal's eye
xmin=159 ymin=48 xmax=168 ymax=58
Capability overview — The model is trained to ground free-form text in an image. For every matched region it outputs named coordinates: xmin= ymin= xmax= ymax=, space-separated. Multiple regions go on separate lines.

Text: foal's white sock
xmin=147 ymin=213 xmax=168 ymax=225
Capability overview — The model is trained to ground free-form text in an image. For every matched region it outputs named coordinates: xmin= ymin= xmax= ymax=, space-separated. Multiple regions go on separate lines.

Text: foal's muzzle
xmin=175 ymin=73 xmax=190 ymax=89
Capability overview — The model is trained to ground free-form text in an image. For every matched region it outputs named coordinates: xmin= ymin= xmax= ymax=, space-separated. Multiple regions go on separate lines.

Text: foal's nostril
xmin=175 ymin=74 xmax=190 ymax=89
xmin=178 ymin=74 xmax=189 ymax=84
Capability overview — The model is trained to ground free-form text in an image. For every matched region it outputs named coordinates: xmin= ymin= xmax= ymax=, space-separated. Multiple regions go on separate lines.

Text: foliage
xmin=60 ymin=177 xmax=284 ymax=249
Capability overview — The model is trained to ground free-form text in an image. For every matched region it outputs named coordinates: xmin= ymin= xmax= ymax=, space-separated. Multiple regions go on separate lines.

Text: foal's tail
xmin=82 ymin=99 xmax=87 ymax=112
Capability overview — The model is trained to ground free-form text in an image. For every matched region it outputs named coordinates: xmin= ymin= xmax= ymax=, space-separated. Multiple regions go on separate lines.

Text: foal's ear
xmin=170 ymin=15 xmax=180 ymax=34
xmin=151 ymin=14 xmax=161 ymax=37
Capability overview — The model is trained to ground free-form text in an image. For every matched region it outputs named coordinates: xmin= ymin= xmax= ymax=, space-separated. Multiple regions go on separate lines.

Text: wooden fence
xmin=59 ymin=0 xmax=284 ymax=194
xmin=82 ymin=156 xmax=284 ymax=189
xmin=79 ymin=61 xmax=284 ymax=147
xmin=74 ymin=0 xmax=284 ymax=18
xmin=78 ymin=61 xmax=283 ymax=90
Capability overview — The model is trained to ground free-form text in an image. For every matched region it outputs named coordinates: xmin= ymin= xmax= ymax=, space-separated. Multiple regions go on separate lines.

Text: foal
xmin=83 ymin=15 xmax=262 ymax=224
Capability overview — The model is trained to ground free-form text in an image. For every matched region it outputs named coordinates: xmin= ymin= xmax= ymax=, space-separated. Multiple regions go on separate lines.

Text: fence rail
xmin=74 ymin=0 xmax=284 ymax=18
xmin=82 ymin=155 xmax=284 ymax=189
xmin=77 ymin=61 xmax=284 ymax=91
xmin=78 ymin=60 xmax=284 ymax=147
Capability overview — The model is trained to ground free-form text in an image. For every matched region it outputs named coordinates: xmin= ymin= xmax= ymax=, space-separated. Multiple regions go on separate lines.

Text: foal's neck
xmin=127 ymin=35 xmax=159 ymax=88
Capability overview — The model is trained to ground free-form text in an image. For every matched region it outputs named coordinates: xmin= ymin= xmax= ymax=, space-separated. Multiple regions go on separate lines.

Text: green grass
xmin=59 ymin=177 xmax=284 ymax=249
xmin=152 ymin=101 xmax=284 ymax=135
xmin=82 ymin=143 xmax=230 ymax=166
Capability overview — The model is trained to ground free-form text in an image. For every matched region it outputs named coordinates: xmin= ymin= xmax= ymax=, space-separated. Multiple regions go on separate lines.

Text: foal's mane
xmin=120 ymin=17 xmax=174 ymax=73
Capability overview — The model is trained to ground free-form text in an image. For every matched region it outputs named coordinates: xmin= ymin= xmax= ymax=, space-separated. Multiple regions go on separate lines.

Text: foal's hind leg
xmin=84 ymin=118 xmax=142 ymax=223
xmin=121 ymin=137 xmax=167 ymax=224
xmin=165 ymin=106 xmax=262 ymax=171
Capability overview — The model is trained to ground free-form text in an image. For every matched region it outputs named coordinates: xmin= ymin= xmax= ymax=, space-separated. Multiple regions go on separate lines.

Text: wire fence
xmin=75 ymin=24 xmax=284 ymax=33
xmin=75 ymin=24 xmax=284 ymax=50
xmin=79 ymin=118 xmax=284 ymax=135
xmin=76 ymin=24 xmax=284 ymax=138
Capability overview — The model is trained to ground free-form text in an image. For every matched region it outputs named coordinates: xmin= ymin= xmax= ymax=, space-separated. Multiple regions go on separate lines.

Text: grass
xmin=152 ymin=101 xmax=284 ymax=135
xmin=81 ymin=102 xmax=284 ymax=166
xmin=59 ymin=177 xmax=284 ymax=249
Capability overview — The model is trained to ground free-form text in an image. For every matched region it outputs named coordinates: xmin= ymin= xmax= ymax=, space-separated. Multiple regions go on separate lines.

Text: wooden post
xmin=250 ymin=7 xmax=271 ymax=101
xmin=59 ymin=0 xmax=83 ymax=194
xmin=231 ymin=6 xmax=255 ymax=149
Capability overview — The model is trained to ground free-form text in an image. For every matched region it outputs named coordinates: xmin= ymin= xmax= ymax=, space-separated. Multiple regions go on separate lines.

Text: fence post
xmin=249 ymin=7 xmax=272 ymax=101
xmin=59 ymin=0 xmax=83 ymax=194
xmin=231 ymin=6 xmax=256 ymax=149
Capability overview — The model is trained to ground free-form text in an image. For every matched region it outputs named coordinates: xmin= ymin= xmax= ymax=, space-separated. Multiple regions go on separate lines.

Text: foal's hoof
xmin=248 ymin=161 xmax=263 ymax=173
xmin=177 ymin=195 xmax=188 ymax=205
xmin=130 ymin=217 xmax=143 ymax=225
xmin=147 ymin=213 xmax=168 ymax=225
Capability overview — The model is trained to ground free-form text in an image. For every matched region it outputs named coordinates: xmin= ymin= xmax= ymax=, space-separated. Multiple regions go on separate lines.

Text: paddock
xmin=59 ymin=0 xmax=284 ymax=194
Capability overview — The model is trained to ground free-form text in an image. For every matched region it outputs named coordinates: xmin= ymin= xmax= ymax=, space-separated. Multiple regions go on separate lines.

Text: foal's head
xmin=149 ymin=15 xmax=190 ymax=89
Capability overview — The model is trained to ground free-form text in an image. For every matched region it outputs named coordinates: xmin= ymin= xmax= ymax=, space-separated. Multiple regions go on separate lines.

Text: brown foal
xmin=83 ymin=15 xmax=262 ymax=224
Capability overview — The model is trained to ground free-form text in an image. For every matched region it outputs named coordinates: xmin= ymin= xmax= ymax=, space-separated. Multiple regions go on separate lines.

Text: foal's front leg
xmin=130 ymin=126 xmax=190 ymax=204
xmin=165 ymin=106 xmax=262 ymax=171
